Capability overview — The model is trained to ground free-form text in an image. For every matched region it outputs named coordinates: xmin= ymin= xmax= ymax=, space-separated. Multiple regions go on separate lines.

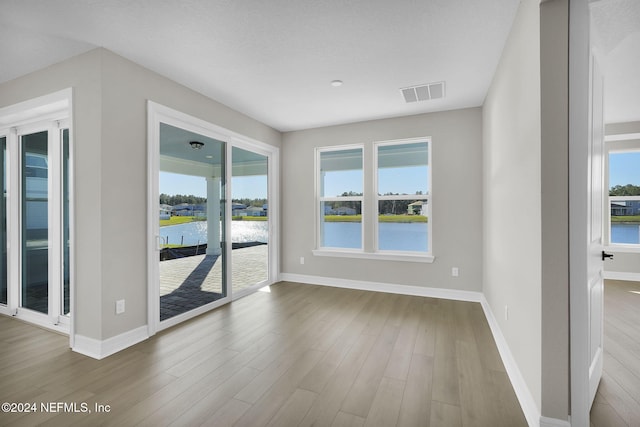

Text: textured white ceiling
xmin=1 ymin=0 xmax=636 ymax=131
xmin=0 ymin=0 xmax=521 ymax=131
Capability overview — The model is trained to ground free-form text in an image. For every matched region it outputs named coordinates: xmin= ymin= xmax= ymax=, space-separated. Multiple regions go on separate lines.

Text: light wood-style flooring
xmin=591 ymin=280 xmax=640 ymax=427
xmin=0 ymin=281 xmax=526 ymax=427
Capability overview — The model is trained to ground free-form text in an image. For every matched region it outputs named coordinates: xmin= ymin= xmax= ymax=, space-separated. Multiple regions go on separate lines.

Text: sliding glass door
xmin=149 ymin=102 xmax=278 ymax=333
xmin=231 ymin=147 xmax=269 ymax=294
xmin=158 ymin=123 xmax=226 ymax=323
xmin=21 ymin=131 xmax=50 ymax=313
xmin=0 ymin=123 xmax=71 ymax=330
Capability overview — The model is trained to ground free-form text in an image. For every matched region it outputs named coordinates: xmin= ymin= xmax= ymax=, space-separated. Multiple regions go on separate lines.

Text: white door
xmin=587 ymin=53 xmax=605 ymax=407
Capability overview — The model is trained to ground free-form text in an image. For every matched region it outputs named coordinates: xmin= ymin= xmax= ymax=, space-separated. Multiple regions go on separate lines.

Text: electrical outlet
xmin=451 ymin=267 xmax=459 ymax=277
xmin=300 ymin=257 xmax=305 ymax=265
xmin=116 ymin=299 xmax=125 ymax=314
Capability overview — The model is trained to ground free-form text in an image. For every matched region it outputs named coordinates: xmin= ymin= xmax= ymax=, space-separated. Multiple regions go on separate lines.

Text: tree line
xmin=160 ymin=193 xmax=267 ymax=207
xmin=323 ymin=191 xmax=426 ymax=215
xmin=610 ymin=184 xmax=640 ymax=196
xmin=160 ymin=193 xmax=206 ymax=206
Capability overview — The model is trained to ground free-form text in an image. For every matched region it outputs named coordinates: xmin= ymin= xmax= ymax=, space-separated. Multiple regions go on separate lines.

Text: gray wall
xmin=483 ymin=0 xmax=543 ymax=413
xmin=0 ymin=49 xmax=104 ymax=339
xmin=540 ymin=0 xmax=570 ymax=419
xmin=0 ymin=48 xmax=281 ymax=341
xmin=281 ymin=108 xmax=483 ymax=291
xmin=97 ymin=49 xmax=280 ymax=339
xmin=483 ymin=0 xmax=571 ymax=420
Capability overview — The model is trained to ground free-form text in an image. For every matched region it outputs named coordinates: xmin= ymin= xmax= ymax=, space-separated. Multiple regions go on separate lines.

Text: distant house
xmin=171 ymin=203 xmax=206 ymax=217
xmin=334 ymin=206 xmax=357 ymax=216
xmin=611 ymin=200 xmax=640 ymax=216
xmin=246 ymin=206 xmax=266 ymax=216
xmin=159 ymin=207 xmax=171 ymax=220
xmin=232 ymin=203 xmax=247 ymax=216
xmin=407 ymin=201 xmax=428 ymax=216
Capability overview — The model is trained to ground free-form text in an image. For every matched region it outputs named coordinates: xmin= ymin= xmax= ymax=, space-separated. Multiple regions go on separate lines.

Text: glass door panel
xmin=231 ymin=147 xmax=268 ymax=293
xmin=21 ymin=131 xmax=49 ymax=314
xmin=158 ymin=123 xmax=226 ymax=322
xmin=0 ymin=137 xmax=6 ymax=305
xmin=62 ymin=129 xmax=70 ymax=315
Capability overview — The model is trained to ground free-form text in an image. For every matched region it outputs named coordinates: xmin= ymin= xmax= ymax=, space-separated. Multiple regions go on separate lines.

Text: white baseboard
xmin=73 ymin=325 xmax=148 ymax=360
xmin=540 ymin=416 xmax=571 ymax=427
xmin=603 ymin=271 xmax=640 ymax=282
xmin=480 ymin=295 xmax=541 ymax=427
xmin=279 ymin=273 xmax=482 ymax=302
xmin=281 ymin=273 xmax=575 ymax=427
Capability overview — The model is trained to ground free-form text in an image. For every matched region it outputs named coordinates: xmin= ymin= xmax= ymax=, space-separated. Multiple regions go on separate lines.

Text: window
xmin=608 ymin=149 xmax=640 ymax=246
xmin=318 ymin=147 xmax=363 ymax=249
xmin=376 ymin=141 xmax=429 ymax=252
xmin=315 ymin=138 xmax=432 ymax=261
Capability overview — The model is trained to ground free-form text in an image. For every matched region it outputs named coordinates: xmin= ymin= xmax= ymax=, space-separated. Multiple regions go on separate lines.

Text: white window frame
xmin=315 ymin=145 xmax=364 ymax=252
xmin=373 ymin=138 xmax=432 ymax=256
xmin=313 ymin=138 xmax=434 ymax=263
xmin=605 ymin=137 xmax=640 ymax=252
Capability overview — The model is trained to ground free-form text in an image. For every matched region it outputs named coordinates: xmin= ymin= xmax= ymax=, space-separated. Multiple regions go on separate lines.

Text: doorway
xmin=158 ymin=123 xmax=227 ymax=322
xmin=0 ymin=90 xmax=72 ymax=333
xmin=147 ymin=102 xmax=278 ymax=334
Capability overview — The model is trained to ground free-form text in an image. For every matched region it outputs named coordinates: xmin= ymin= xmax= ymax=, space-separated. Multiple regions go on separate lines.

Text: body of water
xmin=323 ymin=222 xmax=428 ymax=252
xmin=611 ymin=223 xmax=640 ymax=244
xmin=161 ymin=220 xmax=268 ymax=246
xmin=162 ymin=221 xmax=638 ymax=248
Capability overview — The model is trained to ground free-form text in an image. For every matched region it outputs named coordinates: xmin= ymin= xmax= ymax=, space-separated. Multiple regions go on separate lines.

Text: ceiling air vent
xmin=400 ymin=81 xmax=446 ymax=103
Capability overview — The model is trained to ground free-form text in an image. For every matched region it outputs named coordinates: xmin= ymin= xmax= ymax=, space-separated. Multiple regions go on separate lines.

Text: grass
xmin=160 ymin=215 xmax=267 ymax=226
xmin=160 ymin=216 xmax=205 ymax=227
xmin=611 ymin=215 xmax=640 ymax=223
xmin=232 ymin=216 xmax=268 ymax=221
xmin=323 ymin=214 xmax=428 ymax=223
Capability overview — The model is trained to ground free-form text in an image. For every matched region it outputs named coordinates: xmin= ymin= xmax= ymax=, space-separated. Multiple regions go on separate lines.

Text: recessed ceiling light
xmin=189 ymin=141 xmax=204 ymax=150
xmin=206 ymin=155 xmax=213 ymax=159
xmin=331 ymin=80 xmax=343 ymax=87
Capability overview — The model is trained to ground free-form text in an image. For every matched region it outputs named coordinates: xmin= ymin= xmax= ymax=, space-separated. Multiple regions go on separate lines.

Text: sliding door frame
xmin=147 ymin=101 xmax=280 ymax=336
xmin=0 ymin=89 xmax=74 ymax=339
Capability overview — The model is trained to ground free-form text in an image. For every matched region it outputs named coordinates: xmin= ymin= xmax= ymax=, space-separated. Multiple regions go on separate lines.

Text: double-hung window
xmin=318 ymin=146 xmax=363 ymax=250
xmin=316 ymin=138 xmax=432 ymax=261
xmin=375 ymin=140 xmax=430 ymax=253
xmin=608 ymin=147 xmax=640 ymax=247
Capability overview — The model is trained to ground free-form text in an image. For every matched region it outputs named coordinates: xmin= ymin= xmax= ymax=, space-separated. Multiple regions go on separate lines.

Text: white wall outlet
xmin=116 ymin=299 xmax=125 ymax=314
xmin=451 ymin=267 xmax=459 ymax=277
xmin=504 ymin=305 xmax=509 ymax=321
xmin=300 ymin=256 xmax=305 ymax=265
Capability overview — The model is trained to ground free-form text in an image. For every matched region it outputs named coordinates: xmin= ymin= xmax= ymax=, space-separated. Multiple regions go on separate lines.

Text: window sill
xmin=312 ymin=249 xmax=435 ymax=263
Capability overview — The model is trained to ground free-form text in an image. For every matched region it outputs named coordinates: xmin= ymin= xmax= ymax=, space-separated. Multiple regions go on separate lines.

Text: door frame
xmin=146 ymin=101 xmax=279 ymax=336
xmin=0 ymin=89 xmax=74 ymax=339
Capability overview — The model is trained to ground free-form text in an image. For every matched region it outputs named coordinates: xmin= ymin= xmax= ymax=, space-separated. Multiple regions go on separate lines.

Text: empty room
xmin=0 ymin=1 xmax=638 ymax=426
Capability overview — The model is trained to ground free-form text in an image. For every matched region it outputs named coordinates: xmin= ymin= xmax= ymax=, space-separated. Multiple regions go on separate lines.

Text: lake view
xmin=162 ymin=221 xmax=640 ymax=248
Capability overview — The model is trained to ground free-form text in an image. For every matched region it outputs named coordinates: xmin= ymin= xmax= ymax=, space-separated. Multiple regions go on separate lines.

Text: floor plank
xmin=0 ymin=281 xmax=526 ymax=426
xmin=591 ymin=280 xmax=640 ymax=427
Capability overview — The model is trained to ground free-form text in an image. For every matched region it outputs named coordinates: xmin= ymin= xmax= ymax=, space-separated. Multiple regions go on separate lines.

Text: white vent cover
xmin=401 ymin=81 xmax=446 ymax=103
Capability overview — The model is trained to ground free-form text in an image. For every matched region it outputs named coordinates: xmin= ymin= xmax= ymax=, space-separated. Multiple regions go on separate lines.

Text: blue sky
xmin=609 ymin=152 xmax=640 ymax=187
xmin=161 ymin=152 xmax=634 ymax=200
xmin=160 ymin=172 xmax=267 ymax=199
xmin=323 ymin=166 xmax=429 ymax=197
xmin=162 ymin=164 xmax=429 ymax=201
